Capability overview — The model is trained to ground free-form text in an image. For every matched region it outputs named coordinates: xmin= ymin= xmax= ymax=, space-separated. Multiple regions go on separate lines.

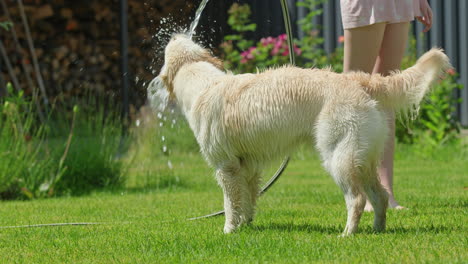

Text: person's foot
xmin=388 ymin=196 xmax=407 ymax=210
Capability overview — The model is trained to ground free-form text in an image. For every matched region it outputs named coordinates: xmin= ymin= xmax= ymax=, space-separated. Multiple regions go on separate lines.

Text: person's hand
xmin=417 ymin=0 xmax=433 ymax=33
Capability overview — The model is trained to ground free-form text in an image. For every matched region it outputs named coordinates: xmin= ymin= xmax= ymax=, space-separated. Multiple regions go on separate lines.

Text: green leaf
xmin=21 ymin=187 xmax=34 ymax=199
xmin=6 ymin=82 xmax=13 ymax=93
xmin=0 ymin=21 xmax=13 ymax=31
xmin=242 ymin=24 xmax=257 ymax=32
xmin=224 ymin=35 xmax=242 ymax=41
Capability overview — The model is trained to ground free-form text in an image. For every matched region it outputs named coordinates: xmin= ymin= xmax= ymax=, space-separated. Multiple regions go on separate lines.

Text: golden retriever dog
xmin=153 ymin=34 xmax=450 ymax=235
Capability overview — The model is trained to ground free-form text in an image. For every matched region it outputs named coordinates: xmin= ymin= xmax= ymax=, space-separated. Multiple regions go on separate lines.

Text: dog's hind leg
xmin=362 ymin=164 xmax=388 ymax=232
xmin=334 ymin=156 xmax=367 ymax=236
xmin=316 ymin=107 xmax=371 ymax=235
xmin=216 ymin=161 xmax=253 ymax=233
xmin=343 ymin=186 xmax=366 ymax=236
xmin=245 ymin=165 xmax=262 ymax=224
xmin=317 ymin=137 xmax=367 ymax=235
xmin=359 ymin=110 xmax=389 ymax=232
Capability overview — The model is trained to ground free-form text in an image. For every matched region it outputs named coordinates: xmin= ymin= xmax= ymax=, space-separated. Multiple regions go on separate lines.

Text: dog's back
xmin=201 ymin=66 xmax=375 ymax=162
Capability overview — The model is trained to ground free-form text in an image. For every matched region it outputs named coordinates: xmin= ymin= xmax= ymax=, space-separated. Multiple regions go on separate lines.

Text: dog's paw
xmin=223 ymin=224 xmax=237 ymax=234
xmin=373 ymin=223 xmax=386 ymax=233
xmin=340 ymin=225 xmax=358 ymax=237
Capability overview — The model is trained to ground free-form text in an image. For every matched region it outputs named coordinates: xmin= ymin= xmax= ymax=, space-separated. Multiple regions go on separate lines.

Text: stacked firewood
xmin=0 ymin=0 xmax=198 ymax=106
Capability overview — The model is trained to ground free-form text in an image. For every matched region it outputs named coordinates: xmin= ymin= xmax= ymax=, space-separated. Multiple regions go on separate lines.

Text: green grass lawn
xmin=0 ymin=148 xmax=466 ymax=263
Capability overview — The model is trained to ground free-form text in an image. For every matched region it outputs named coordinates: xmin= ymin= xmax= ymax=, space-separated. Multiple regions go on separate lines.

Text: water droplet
xmin=167 ymin=160 xmax=173 ymax=169
xmin=162 ymin=145 xmax=167 ymax=152
xmin=136 ymin=119 xmax=141 ymax=127
xmin=159 ymin=122 xmax=163 ymax=127
xmin=161 ymin=136 xmax=165 ymax=141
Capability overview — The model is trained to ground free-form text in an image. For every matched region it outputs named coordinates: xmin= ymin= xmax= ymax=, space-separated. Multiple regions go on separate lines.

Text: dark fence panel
xmin=204 ymin=0 xmax=467 ymax=126
xmin=458 ymin=1 xmax=468 ymax=126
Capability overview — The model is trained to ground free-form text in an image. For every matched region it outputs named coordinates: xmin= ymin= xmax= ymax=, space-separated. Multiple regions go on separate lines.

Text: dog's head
xmin=158 ymin=34 xmax=224 ymax=97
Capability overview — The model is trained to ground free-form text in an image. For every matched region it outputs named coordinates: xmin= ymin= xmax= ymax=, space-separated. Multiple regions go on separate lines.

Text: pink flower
xmin=241 ymin=47 xmax=257 ymax=62
xmin=271 ymin=46 xmax=280 ymax=55
xmin=338 ymin=35 xmax=345 ymax=43
xmin=247 ymin=47 xmax=256 ymax=59
xmin=446 ymin=68 xmax=456 ymax=76
xmin=281 ymin=49 xmax=289 ymax=56
xmin=278 ymin=34 xmax=287 ymax=41
xmin=274 ymin=38 xmax=284 ymax=49
xmin=293 ymin=45 xmax=302 ymax=55
xmin=260 ymin=36 xmax=275 ymax=46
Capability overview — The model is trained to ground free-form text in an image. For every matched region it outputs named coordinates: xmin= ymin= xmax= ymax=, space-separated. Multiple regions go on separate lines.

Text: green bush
xmin=0 ymin=85 xmax=124 ymax=199
xmin=0 ymin=83 xmax=56 ymax=199
xmin=49 ymin=94 xmax=124 ymax=196
xmin=219 ymin=1 xmax=341 ymax=73
xmin=396 ymin=73 xmax=463 ymax=150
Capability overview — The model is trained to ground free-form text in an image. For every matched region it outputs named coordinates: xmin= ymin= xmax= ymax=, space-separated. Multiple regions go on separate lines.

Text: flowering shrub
xmin=224 ymin=34 xmax=301 ymax=73
xmin=219 ymin=2 xmax=332 ymax=73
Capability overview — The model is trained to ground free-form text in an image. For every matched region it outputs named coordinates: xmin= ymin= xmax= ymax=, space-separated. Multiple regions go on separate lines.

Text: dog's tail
xmin=360 ymin=48 xmax=451 ymax=117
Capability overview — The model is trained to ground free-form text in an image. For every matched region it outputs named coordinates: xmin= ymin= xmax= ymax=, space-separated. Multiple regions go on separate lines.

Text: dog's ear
xmin=160 ymin=73 xmax=174 ymax=96
xmin=159 ymin=63 xmax=176 ymax=98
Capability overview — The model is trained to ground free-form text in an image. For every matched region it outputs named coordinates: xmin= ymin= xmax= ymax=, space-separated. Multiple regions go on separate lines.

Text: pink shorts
xmin=340 ymin=0 xmax=422 ymax=29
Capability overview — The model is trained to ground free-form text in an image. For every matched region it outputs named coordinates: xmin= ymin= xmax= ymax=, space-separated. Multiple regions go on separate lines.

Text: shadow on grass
xmin=101 ymin=177 xmax=188 ymax=196
xmin=248 ymin=222 xmax=458 ymax=235
xmin=122 ymin=182 xmax=188 ymax=194
xmin=386 ymin=225 xmax=458 ymax=234
xmin=249 ymin=222 xmax=342 ymax=234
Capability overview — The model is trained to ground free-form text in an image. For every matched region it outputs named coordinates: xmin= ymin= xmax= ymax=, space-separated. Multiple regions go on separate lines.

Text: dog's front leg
xmin=216 ymin=165 xmax=251 ymax=234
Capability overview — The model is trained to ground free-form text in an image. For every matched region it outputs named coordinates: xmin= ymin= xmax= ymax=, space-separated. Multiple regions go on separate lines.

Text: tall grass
xmin=0 ymin=84 xmax=55 ymax=199
xmin=124 ymin=106 xmax=199 ymax=190
xmin=0 ymin=85 xmax=124 ymax=199
xmin=48 ymin=92 xmax=124 ymax=196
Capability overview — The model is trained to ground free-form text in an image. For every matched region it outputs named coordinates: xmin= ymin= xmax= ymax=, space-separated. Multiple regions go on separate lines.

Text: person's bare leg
xmin=343 ymin=23 xmax=386 ymax=73
xmin=365 ymin=22 xmax=410 ymax=211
